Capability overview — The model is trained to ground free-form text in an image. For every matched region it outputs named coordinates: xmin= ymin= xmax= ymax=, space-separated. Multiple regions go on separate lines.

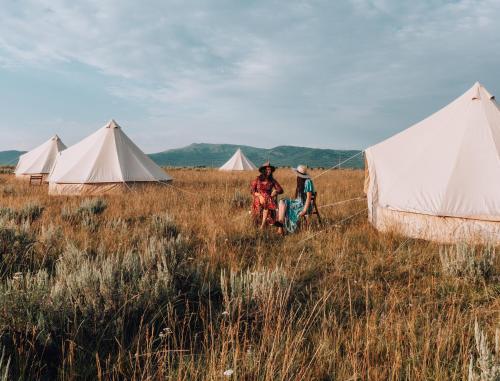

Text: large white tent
xmin=365 ymin=82 xmax=500 ymax=244
xmin=219 ymin=148 xmax=257 ymax=171
xmin=48 ymin=120 xmax=172 ymax=195
xmin=15 ymin=135 xmax=66 ymax=180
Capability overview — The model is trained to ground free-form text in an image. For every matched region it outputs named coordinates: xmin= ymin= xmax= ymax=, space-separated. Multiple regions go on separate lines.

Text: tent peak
xmin=219 ymin=148 xmax=257 ymax=171
xmin=106 ymin=119 xmax=121 ymax=129
xmin=471 ymin=82 xmax=494 ymax=100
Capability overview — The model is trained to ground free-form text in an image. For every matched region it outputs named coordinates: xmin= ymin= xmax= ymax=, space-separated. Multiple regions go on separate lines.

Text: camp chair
xmin=29 ymin=174 xmax=44 ymax=186
xmin=302 ymin=192 xmax=322 ymax=229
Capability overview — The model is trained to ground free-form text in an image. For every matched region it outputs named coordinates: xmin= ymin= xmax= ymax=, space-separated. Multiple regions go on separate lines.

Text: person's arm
xmin=299 ymin=179 xmax=314 ymax=217
xmin=272 ymin=179 xmax=284 ymax=196
xmin=299 ymin=192 xmax=312 ymax=217
xmin=251 ymin=178 xmax=259 ymax=197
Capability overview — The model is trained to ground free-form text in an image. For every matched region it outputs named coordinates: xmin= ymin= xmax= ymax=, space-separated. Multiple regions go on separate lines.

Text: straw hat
xmin=292 ymin=164 xmax=310 ymax=179
xmin=259 ymin=161 xmax=276 ymax=173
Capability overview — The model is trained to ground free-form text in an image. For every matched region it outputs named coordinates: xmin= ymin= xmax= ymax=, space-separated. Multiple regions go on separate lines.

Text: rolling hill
xmin=0 ymin=144 xmax=364 ymax=169
xmin=149 ymin=143 xmax=363 ymax=168
xmin=0 ymin=150 xmax=25 ymax=166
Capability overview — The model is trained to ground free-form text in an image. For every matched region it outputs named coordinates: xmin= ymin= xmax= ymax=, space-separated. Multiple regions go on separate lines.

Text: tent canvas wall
xmin=48 ymin=120 xmax=172 ymax=195
xmin=15 ymin=135 xmax=66 ymax=180
xmin=219 ymin=148 xmax=257 ymax=171
xmin=365 ymin=82 xmax=500 ymax=244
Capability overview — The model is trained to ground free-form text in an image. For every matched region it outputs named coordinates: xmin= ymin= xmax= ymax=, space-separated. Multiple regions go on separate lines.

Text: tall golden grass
xmin=0 ymin=168 xmax=498 ymax=380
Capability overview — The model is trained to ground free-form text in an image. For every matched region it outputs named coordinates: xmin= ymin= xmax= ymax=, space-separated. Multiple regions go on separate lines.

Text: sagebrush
xmin=0 ymin=168 xmax=497 ymax=380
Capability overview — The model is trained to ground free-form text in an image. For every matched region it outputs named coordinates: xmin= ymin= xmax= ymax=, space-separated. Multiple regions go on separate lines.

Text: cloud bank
xmin=1 ymin=0 xmax=500 ymax=151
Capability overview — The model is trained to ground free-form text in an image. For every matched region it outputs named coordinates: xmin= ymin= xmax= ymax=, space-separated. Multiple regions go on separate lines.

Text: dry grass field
xmin=0 ymin=167 xmax=498 ymax=380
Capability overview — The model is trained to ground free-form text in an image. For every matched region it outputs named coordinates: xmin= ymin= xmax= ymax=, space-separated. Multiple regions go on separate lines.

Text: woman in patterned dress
xmin=250 ymin=161 xmax=284 ymax=229
xmin=276 ymin=165 xmax=315 ymax=234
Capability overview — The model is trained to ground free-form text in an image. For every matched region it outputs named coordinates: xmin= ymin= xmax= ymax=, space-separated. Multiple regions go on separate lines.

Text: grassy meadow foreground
xmin=0 ymin=168 xmax=498 ymax=380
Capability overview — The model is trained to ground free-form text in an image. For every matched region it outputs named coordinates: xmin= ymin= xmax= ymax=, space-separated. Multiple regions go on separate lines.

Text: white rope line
xmin=298 ymin=207 xmax=368 ymax=244
xmin=122 ymin=181 xmax=138 ymax=193
xmin=318 ymin=196 xmax=366 ymax=209
xmin=392 ymin=236 xmax=414 ymax=254
xmin=232 ymin=196 xmax=367 ymax=222
xmin=334 ymin=207 xmax=368 ymax=226
xmin=297 ymin=228 xmax=326 ymax=244
xmin=155 ymin=180 xmax=200 ymax=196
xmin=313 ymin=150 xmax=364 ymax=180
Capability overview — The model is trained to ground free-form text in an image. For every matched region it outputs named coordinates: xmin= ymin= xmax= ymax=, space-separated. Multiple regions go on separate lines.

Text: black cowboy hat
xmin=258 ymin=161 xmax=276 ymax=173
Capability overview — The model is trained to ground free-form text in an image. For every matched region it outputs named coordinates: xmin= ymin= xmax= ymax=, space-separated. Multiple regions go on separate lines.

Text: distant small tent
xmin=15 ymin=135 xmax=66 ymax=180
xmin=219 ymin=148 xmax=257 ymax=171
xmin=365 ymin=82 xmax=500 ymax=244
xmin=48 ymin=120 xmax=172 ymax=195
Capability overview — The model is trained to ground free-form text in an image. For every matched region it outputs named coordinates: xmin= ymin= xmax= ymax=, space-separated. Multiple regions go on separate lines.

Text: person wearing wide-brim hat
xmin=276 ymin=164 xmax=315 ymax=234
xmin=250 ymin=161 xmax=283 ymax=229
xmin=291 ymin=164 xmax=311 ymax=179
xmin=258 ymin=161 xmax=276 ymax=174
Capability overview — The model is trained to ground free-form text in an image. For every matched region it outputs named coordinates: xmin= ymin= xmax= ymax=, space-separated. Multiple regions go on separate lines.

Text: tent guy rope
xmin=298 ymin=207 xmax=368 ymax=244
xmin=156 ymin=180 xmax=200 ymax=196
xmin=313 ymin=150 xmax=364 ymax=180
xmin=318 ymin=196 xmax=366 ymax=209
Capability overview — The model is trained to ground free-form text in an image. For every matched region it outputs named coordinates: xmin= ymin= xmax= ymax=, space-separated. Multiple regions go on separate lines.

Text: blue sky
xmin=1 ymin=0 xmax=500 ymax=152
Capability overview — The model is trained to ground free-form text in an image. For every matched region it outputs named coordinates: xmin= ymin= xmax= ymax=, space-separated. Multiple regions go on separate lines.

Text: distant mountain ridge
xmin=0 ymin=150 xmax=25 ymax=166
xmin=0 ymin=144 xmax=364 ymax=169
xmin=149 ymin=143 xmax=363 ymax=168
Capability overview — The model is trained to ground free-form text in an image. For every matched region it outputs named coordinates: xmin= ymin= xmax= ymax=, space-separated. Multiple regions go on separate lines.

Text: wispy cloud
xmin=1 ymin=0 xmax=500 ymax=151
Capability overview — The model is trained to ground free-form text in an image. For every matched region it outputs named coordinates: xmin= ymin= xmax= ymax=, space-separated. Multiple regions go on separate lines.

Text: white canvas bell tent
xmin=365 ymin=82 xmax=500 ymax=244
xmin=15 ymin=135 xmax=66 ymax=180
xmin=48 ymin=120 xmax=172 ymax=195
xmin=219 ymin=148 xmax=257 ymax=171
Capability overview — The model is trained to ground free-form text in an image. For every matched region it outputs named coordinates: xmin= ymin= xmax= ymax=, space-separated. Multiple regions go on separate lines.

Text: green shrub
xmin=0 ymin=229 xmax=195 ymax=379
xmin=37 ymin=224 xmax=64 ymax=267
xmin=0 ymin=208 xmax=12 ymax=220
xmin=1 ymin=186 xmax=15 ymax=197
xmin=79 ymin=213 xmax=100 ymax=233
xmin=149 ymin=213 xmax=179 ymax=239
xmin=0 ymin=219 xmax=36 ymax=275
xmin=77 ymin=198 xmax=107 ymax=215
xmin=220 ymin=266 xmax=289 ymax=312
xmin=62 ymin=198 xmax=107 ymax=231
xmin=468 ymin=319 xmax=500 ymax=380
xmin=19 ymin=203 xmax=44 ymax=222
xmin=105 ymin=217 xmax=129 ymax=231
xmin=439 ymin=243 xmax=496 ymax=282
xmin=0 ymin=203 xmax=44 ymax=223
xmin=50 ymin=238 xmax=186 ymax=322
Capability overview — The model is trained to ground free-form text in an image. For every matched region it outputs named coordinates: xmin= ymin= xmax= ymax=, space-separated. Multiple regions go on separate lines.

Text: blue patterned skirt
xmin=283 ymin=198 xmax=306 ymax=233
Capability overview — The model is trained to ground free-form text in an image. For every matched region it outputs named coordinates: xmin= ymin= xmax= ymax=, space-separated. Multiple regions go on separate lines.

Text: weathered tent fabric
xmin=48 ymin=120 xmax=172 ymax=195
xmin=48 ymin=183 xmax=158 ymax=196
xmin=365 ymin=82 xmax=500 ymax=244
xmin=15 ymin=135 xmax=66 ymax=179
xmin=219 ymin=148 xmax=257 ymax=171
xmin=370 ymin=205 xmax=500 ymax=243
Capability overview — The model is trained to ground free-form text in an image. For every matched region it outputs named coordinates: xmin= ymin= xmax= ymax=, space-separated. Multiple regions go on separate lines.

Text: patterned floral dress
xmin=250 ymin=176 xmax=284 ymax=225
xmin=282 ymin=179 xmax=315 ymax=233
